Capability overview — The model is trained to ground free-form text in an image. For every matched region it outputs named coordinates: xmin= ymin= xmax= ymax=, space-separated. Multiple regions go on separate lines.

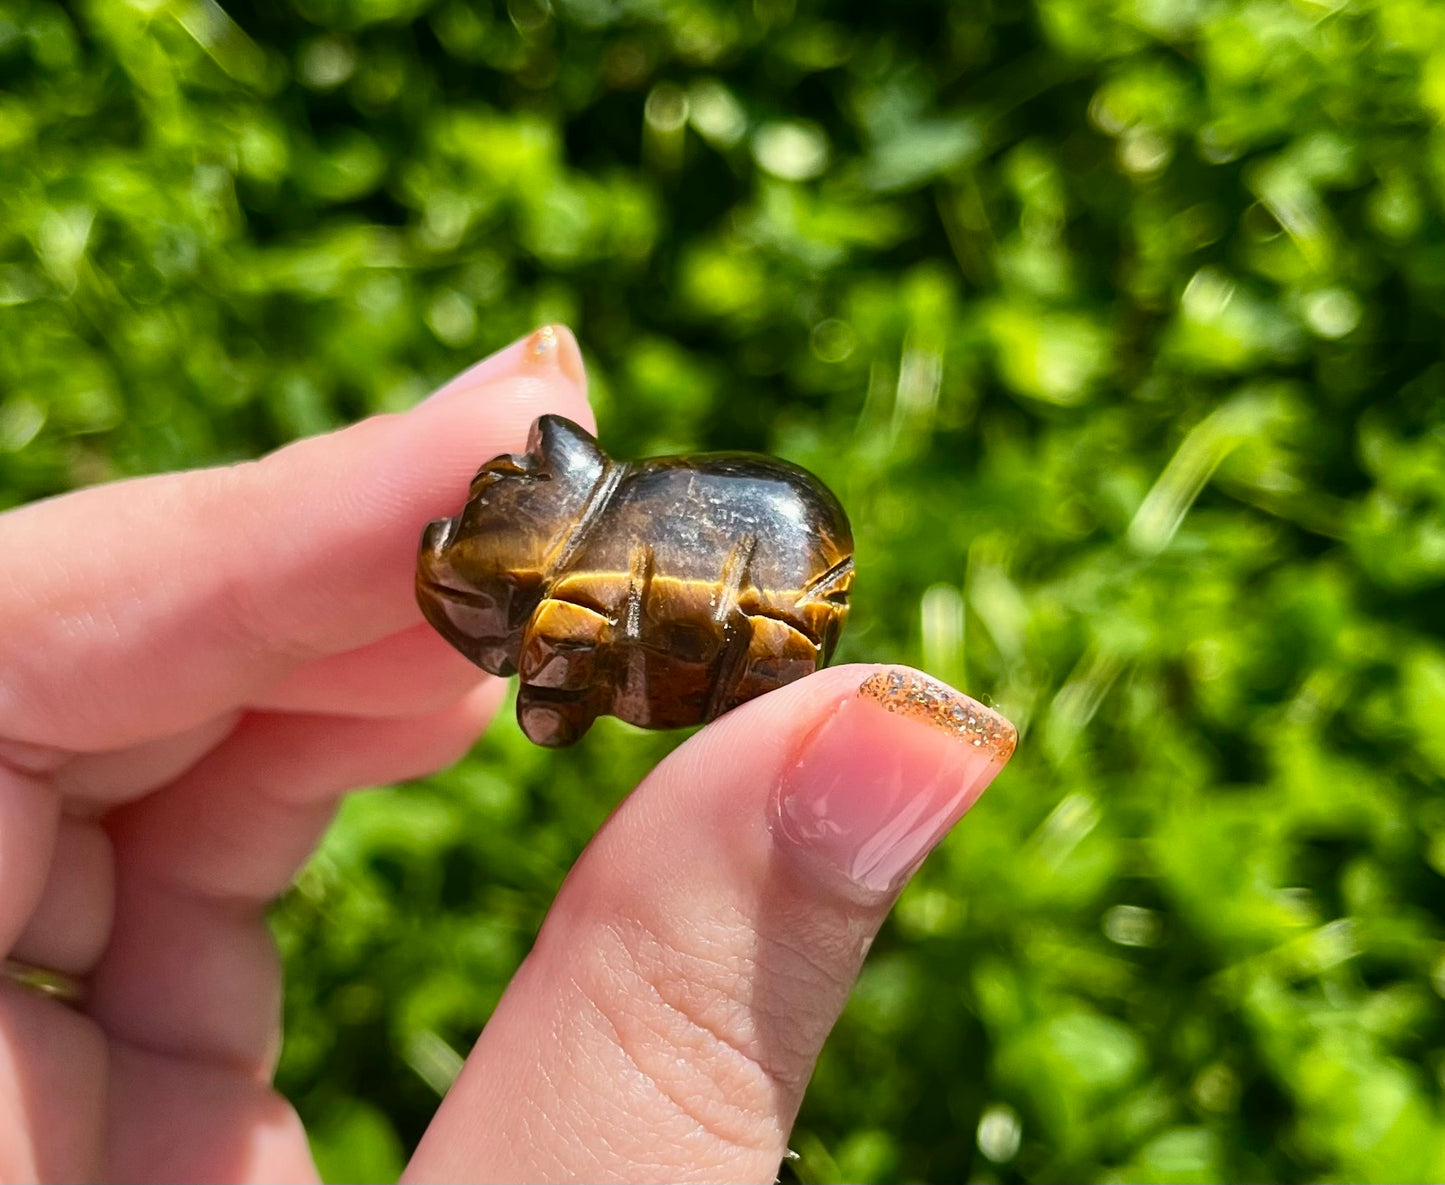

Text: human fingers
xmin=0 ymin=325 xmax=589 ymax=755
xmin=0 ymin=983 xmax=105 ymax=1181
xmin=105 ymin=1044 xmax=318 ymax=1184
xmin=46 ymin=623 xmax=485 ymax=806
xmin=1 ymin=984 xmax=317 ymax=1184
xmin=250 ymin=623 xmax=485 ymax=717
xmin=9 ymin=816 xmax=112 ymax=974
xmin=84 ymin=681 xmax=503 ymax=1074
xmin=44 ymin=623 xmax=484 ymax=806
xmin=405 ymin=664 xmax=1017 ymax=1185
xmin=49 ymin=715 xmax=243 ymax=805
xmin=0 ymin=765 xmax=59 ymax=954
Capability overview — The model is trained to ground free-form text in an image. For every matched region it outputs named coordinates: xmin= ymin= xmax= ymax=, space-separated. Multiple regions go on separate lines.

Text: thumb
xmin=405 ymin=664 xmax=1017 ymax=1185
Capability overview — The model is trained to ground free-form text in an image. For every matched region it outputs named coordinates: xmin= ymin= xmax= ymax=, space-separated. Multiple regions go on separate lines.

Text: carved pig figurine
xmin=416 ymin=415 xmax=854 ymax=747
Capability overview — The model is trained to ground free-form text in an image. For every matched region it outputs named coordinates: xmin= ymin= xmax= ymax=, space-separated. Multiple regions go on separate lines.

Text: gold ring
xmin=2 ymin=957 xmax=84 ymax=1005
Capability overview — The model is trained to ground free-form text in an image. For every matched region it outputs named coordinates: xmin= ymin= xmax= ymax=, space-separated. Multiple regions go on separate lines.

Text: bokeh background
xmin=4 ymin=0 xmax=1445 ymax=1179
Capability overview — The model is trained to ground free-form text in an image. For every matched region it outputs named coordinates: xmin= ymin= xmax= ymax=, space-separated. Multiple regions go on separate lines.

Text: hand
xmin=0 ymin=328 xmax=1016 ymax=1183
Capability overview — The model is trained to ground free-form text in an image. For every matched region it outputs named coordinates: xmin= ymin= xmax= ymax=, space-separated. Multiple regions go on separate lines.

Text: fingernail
xmin=773 ymin=669 xmax=1017 ymax=895
xmin=423 ymin=324 xmax=586 ymax=404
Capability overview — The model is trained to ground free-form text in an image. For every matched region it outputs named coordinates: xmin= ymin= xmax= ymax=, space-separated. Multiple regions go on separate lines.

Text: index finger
xmin=0 ymin=327 xmax=591 ymax=753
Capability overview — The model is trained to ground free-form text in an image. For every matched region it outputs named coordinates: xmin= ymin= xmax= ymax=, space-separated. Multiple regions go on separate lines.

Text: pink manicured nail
xmin=423 ymin=324 xmax=585 ymax=403
xmin=773 ymin=670 xmax=1017 ymax=895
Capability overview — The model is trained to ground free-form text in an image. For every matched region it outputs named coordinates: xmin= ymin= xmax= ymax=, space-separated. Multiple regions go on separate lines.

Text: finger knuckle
xmin=573 ymin=909 xmax=799 ymax=1160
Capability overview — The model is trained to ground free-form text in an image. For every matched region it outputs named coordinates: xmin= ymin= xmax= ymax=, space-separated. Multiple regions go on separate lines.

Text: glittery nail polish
xmin=773 ymin=669 xmax=1017 ymax=895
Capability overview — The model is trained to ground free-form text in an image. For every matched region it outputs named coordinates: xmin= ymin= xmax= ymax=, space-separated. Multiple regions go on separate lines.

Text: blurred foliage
xmin=4 ymin=0 xmax=1445 ymax=1180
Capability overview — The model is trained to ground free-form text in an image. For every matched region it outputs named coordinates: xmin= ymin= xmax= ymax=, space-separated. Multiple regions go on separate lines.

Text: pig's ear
xmin=527 ymin=415 xmax=606 ymax=479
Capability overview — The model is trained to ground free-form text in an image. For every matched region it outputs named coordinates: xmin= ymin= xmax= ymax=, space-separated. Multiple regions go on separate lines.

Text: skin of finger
xmin=52 ymin=624 xmax=489 ymax=809
xmin=88 ymin=683 xmax=502 ymax=1071
xmin=110 ymin=682 xmax=504 ymax=902
xmin=51 ymin=713 xmax=242 ymax=805
xmin=0 ymin=768 xmax=60 ymax=955
xmin=10 ymin=815 xmax=114 ymax=975
xmin=0 ymin=985 xmax=107 ymax=1182
xmin=405 ymin=663 xmax=1010 ymax=1185
xmin=86 ymin=873 xmax=285 ymax=1079
xmin=0 ymin=740 xmax=69 ymax=776
xmin=106 ymin=1041 xmax=318 ymax=1184
xmin=14 ymin=682 xmax=495 ymax=1008
xmin=0 ymin=336 xmax=592 ymax=754
xmin=252 ymin=622 xmax=489 ymax=718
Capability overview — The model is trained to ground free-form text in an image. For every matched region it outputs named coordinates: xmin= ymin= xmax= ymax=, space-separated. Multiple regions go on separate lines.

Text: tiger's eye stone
xmin=416 ymin=415 xmax=854 ymax=747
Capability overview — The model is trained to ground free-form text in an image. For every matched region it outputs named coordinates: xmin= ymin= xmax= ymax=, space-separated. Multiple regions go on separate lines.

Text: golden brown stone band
xmin=2 ymin=957 xmax=84 ymax=1005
